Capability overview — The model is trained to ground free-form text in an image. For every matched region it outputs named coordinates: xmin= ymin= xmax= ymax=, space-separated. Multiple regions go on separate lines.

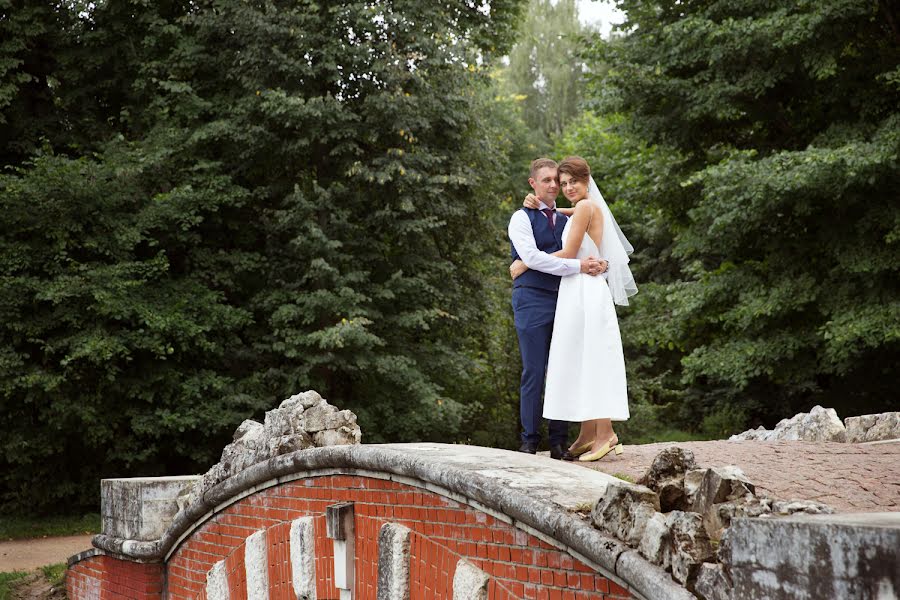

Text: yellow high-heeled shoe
xmin=578 ymin=440 xmax=624 ymax=462
xmin=568 ymin=441 xmax=593 ymax=457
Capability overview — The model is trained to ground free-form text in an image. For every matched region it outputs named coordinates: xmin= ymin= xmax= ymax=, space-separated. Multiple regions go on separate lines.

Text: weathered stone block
xmin=101 ymin=476 xmax=201 ymax=541
xmin=729 ymin=512 xmax=900 ymax=600
xmin=844 ymin=412 xmax=900 ymax=443
xmin=667 ymin=511 xmax=714 ymax=589
xmin=206 ymin=560 xmax=228 ymax=600
xmin=453 ymin=559 xmax=489 ymax=600
xmin=729 ymin=425 xmax=767 ymax=441
xmin=325 ymin=409 xmax=357 ymax=430
xmin=695 ymin=563 xmax=732 ymax=600
xmin=197 ymin=391 xmax=360 ymax=497
xmin=313 ymin=426 xmax=361 ymax=447
xmin=245 ymin=530 xmax=269 ymax=600
xmin=640 ymin=447 xmax=697 ymax=512
xmin=302 ymin=401 xmax=338 ymax=432
xmin=717 ymin=527 xmax=732 ymax=576
xmin=264 ymin=407 xmax=301 ymax=437
xmin=683 ymin=469 xmax=707 ymax=509
xmin=691 ymin=466 xmax=755 ymax=517
xmin=591 ymin=480 xmax=661 ymax=546
xmin=377 ymin=523 xmax=411 ymax=600
xmin=730 ymin=405 xmax=846 ymax=442
xmin=706 ymin=496 xmax=773 ymax=540
xmin=638 ymin=512 xmax=671 ymax=567
xmin=768 ymin=499 xmax=834 ymax=517
xmin=281 ymin=390 xmax=323 ymax=410
xmin=290 ymin=517 xmax=316 ymax=600
xmin=267 ymin=431 xmax=314 ymax=456
xmin=233 ymin=419 xmax=263 ymax=441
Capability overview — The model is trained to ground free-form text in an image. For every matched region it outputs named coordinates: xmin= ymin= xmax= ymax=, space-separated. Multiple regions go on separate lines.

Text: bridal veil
xmin=588 ymin=176 xmax=637 ymax=306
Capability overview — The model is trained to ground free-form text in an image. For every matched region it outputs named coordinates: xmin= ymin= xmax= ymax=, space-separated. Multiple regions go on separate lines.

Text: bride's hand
xmin=509 ymin=259 xmax=528 ymax=280
xmin=523 ymin=193 xmax=540 ymax=209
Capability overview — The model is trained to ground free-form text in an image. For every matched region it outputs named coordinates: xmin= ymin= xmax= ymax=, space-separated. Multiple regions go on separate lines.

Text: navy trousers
xmin=512 ymin=286 xmax=569 ymax=446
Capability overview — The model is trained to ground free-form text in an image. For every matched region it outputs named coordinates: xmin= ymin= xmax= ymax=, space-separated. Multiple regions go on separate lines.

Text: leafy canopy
xmin=579 ymin=0 xmax=900 ymax=424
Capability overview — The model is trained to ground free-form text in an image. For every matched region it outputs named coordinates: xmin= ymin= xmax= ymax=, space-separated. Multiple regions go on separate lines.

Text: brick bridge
xmin=67 ymin=444 xmax=690 ymax=600
xmin=65 ymin=441 xmax=899 ymax=600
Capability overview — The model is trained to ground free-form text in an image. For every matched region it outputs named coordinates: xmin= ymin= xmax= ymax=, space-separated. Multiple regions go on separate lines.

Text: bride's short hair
xmin=558 ymin=156 xmax=591 ymax=183
xmin=530 ymin=157 xmax=558 ymax=178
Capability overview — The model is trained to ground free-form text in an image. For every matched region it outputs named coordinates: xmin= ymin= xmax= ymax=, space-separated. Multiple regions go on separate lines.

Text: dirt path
xmin=0 ymin=534 xmax=93 ymax=572
xmin=6 ymin=571 xmax=66 ymax=600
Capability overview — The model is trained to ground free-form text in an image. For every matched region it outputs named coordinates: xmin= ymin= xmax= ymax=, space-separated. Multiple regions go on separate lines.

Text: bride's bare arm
xmin=550 ymin=201 xmax=593 ymax=259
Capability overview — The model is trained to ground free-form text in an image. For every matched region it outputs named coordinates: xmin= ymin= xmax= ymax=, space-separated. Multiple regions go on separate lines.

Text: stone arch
xmin=68 ymin=444 xmax=691 ymax=600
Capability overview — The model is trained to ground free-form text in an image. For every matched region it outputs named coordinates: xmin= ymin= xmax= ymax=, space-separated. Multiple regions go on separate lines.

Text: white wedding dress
xmin=543 ymin=220 xmax=630 ymax=422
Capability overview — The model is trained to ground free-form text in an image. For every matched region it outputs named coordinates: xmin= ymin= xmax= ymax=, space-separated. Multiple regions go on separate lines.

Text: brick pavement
xmin=569 ymin=440 xmax=900 ymax=513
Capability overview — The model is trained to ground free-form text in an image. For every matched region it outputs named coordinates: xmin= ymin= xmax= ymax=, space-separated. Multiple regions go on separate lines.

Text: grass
xmin=0 ymin=513 xmax=100 ymax=541
xmin=0 ymin=571 xmax=29 ymax=600
xmin=612 ymin=472 xmax=635 ymax=483
xmin=0 ymin=564 xmax=67 ymax=600
xmin=573 ymin=501 xmax=594 ymax=513
xmin=41 ymin=563 xmax=66 ymax=587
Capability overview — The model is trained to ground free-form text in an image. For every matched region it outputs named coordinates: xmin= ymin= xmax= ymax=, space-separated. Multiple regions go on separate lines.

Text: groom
xmin=508 ymin=158 xmax=607 ymax=459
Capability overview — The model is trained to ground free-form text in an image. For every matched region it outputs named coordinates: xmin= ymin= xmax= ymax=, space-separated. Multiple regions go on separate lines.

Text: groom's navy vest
xmin=511 ymin=208 xmax=568 ymax=292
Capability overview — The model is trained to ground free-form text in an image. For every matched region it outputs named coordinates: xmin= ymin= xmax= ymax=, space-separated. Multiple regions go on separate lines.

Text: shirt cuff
xmin=562 ymin=258 xmax=581 ymax=276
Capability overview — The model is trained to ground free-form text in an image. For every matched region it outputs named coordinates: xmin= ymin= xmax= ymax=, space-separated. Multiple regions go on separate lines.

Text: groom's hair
xmin=530 ymin=158 xmax=558 ymax=178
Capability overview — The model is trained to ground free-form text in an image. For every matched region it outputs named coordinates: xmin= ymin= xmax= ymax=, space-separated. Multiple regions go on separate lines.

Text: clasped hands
xmin=509 ymin=256 xmax=606 ymax=280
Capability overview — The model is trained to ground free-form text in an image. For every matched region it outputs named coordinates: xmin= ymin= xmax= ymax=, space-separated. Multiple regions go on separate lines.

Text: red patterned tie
xmin=541 ymin=208 xmax=555 ymax=229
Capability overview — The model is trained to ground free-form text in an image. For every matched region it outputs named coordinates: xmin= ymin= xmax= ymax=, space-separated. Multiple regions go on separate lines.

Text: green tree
xmin=0 ymin=0 xmax=68 ymax=165
xmin=0 ymin=0 xmax=190 ymax=163
xmin=580 ymin=0 xmax=900 ymax=429
xmin=503 ymin=0 xmax=590 ymax=139
xmin=0 ymin=0 xmax=527 ymax=513
xmin=0 ymin=148 xmax=260 ymax=510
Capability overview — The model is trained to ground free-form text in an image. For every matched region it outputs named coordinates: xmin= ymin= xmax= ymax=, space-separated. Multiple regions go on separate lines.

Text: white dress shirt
xmin=508 ymin=201 xmax=581 ymax=277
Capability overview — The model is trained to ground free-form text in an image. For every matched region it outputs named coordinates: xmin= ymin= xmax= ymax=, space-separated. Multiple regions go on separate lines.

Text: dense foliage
xmin=503 ymin=0 xmax=589 ymax=138
xmin=576 ymin=0 xmax=900 ymax=431
xmin=0 ymin=0 xmax=527 ymax=513
xmin=3 ymin=0 xmax=898 ymax=514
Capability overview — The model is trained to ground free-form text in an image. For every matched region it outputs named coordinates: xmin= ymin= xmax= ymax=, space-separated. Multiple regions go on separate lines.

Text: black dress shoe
xmin=518 ymin=441 xmax=538 ymax=454
xmin=550 ymin=444 xmax=564 ymax=460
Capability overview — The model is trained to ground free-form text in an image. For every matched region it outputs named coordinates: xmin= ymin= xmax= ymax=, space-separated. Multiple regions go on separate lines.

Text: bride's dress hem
xmin=543 ymin=411 xmax=630 ymax=422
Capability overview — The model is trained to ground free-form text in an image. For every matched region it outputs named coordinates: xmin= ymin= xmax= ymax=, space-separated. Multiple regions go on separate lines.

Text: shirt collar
xmin=538 ymin=200 xmax=556 ymax=211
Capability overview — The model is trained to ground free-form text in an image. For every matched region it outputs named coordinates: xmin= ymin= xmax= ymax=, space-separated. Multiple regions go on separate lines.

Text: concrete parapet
xmin=100 ymin=476 xmax=200 ymax=541
xmin=729 ymin=512 xmax=900 ymax=600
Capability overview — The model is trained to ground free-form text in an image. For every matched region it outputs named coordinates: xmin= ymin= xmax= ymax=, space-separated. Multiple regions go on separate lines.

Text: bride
xmin=511 ymin=156 xmax=636 ymax=461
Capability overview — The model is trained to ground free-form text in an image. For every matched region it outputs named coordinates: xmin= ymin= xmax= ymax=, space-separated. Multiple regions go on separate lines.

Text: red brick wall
xmin=66 ymin=554 xmax=164 ymax=599
xmin=68 ymin=474 xmax=633 ymax=600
